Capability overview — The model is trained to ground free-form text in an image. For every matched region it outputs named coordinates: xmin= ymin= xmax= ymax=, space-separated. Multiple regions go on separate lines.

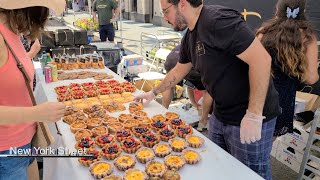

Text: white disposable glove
xmin=240 ymin=110 xmax=265 ymax=144
xmin=134 ymin=90 xmax=156 ymax=105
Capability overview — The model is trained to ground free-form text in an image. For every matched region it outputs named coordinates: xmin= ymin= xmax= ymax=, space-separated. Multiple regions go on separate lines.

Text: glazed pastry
xmin=185 ymin=135 xmax=204 ymax=148
xmin=132 ymin=110 xmax=148 ymax=117
xmin=120 ymin=138 xmax=142 ymax=154
xmin=135 ymin=148 xmax=155 ymax=164
xmin=158 ymin=128 xmax=176 ymax=142
xmin=145 ymin=161 xmax=167 ymax=178
xmin=169 ymin=118 xmax=185 ymax=129
xmin=102 ymin=116 xmax=118 ymax=126
xmin=88 ymin=109 xmax=107 ymax=119
xmin=151 ymin=120 xmax=167 ymax=132
xmin=128 ymin=102 xmax=144 ymax=113
xmin=139 ymin=133 xmax=160 ymax=148
xmin=182 ymin=149 xmax=201 ymax=164
xmin=70 ymin=121 xmax=87 ymax=133
xmin=169 ymin=138 xmax=188 ymax=152
xmin=132 ymin=126 xmax=151 ymax=138
xmin=151 ymin=114 xmax=166 ymax=122
xmin=64 ymin=112 xmax=87 ymax=125
xmin=138 ymin=117 xmax=153 ymax=127
xmin=123 ymin=119 xmax=140 ymax=130
xmin=153 ymin=144 xmax=172 ymax=158
xmin=78 ymin=150 xmax=100 ymax=166
xmin=114 ymin=155 xmax=136 ymax=171
xmin=92 ymin=126 xmax=108 ymax=137
xmin=95 ymin=133 xmax=115 ymax=148
xmin=176 ymin=125 xmax=193 ymax=139
xmin=103 ymin=102 xmax=126 ymax=113
xmin=101 ymin=143 xmax=122 ymax=160
xmin=87 ymin=118 xmax=103 ymax=130
xmin=64 ymin=106 xmax=80 ymax=116
xmin=83 ymin=105 xmax=104 ymax=114
xmin=89 ymin=161 xmax=113 ymax=179
xmin=107 ymin=122 xmax=124 ymax=134
xmin=75 ymin=137 xmax=96 ymax=152
xmin=75 ymin=129 xmax=93 ymax=141
xmin=115 ymin=129 xmax=133 ymax=142
xmin=164 ymin=155 xmax=186 ymax=170
xmin=123 ymin=169 xmax=148 ymax=180
xmin=118 ymin=114 xmax=132 ymax=123
xmin=165 ymin=112 xmax=179 ymax=121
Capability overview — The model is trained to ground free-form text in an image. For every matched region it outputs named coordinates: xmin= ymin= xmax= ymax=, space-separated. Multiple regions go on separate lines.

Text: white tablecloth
xmin=33 ymin=62 xmax=263 ymax=180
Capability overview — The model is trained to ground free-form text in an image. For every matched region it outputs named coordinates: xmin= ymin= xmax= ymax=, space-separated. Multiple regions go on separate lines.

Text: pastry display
xmin=129 ymin=102 xmax=144 ymax=113
xmin=165 ymin=112 xmax=180 ymax=121
xmin=151 ymin=120 xmax=167 ymax=132
xmin=132 ymin=110 xmax=148 ymax=117
xmin=75 ymin=137 xmax=96 ymax=152
xmin=101 ymin=144 xmax=122 ymax=160
xmin=95 ymin=134 xmax=115 ymax=148
xmin=158 ymin=128 xmax=176 ymax=142
xmin=107 ymin=122 xmax=124 ymax=134
xmin=135 ymin=148 xmax=155 ymax=164
xmin=89 ymin=161 xmax=113 ymax=179
xmin=185 ymin=135 xmax=204 ymax=148
xmin=153 ymin=144 xmax=172 ymax=158
xmin=123 ymin=169 xmax=148 ymax=180
xmin=114 ymin=155 xmax=136 ymax=171
xmin=78 ymin=150 xmax=100 ymax=166
xmin=145 ymin=161 xmax=167 ymax=178
xmin=120 ymin=138 xmax=142 ymax=154
xmin=70 ymin=121 xmax=87 ymax=133
xmin=101 ymin=175 xmax=122 ymax=180
xmin=169 ymin=139 xmax=188 ymax=152
xmin=124 ymin=85 xmax=136 ymax=92
xmin=176 ymin=125 xmax=193 ymax=139
xmin=182 ymin=149 xmax=201 ymax=164
xmin=118 ymin=114 xmax=132 ymax=123
xmin=151 ymin=114 xmax=166 ymax=122
xmin=112 ymin=86 xmax=124 ymax=94
xmin=123 ymin=119 xmax=140 ymax=130
xmin=115 ymin=129 xmax=133 ymax=142
xmin=132 ymin=126 xmax=151 ymax=138
xmin=169 ymin=118 xmax=185 ymax=129
xmin=164 ymin=155 xmax=186 ymax=170
xmin=140 ymin=133 xmax=160 ymax=148
xmin=92 ymin=126 xmax=108 ymax=137
xmin=87 ymin=118 xmax=103 ymax=130
xmin=75 ymin=129 xmax=93 ymax=141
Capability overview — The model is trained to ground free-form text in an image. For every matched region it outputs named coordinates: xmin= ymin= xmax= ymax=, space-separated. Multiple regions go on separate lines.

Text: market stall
xmin=33 ymin=62 xmax=263 ymax=180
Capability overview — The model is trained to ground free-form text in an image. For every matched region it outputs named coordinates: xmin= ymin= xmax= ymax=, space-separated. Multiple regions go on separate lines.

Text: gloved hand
xmin=240 ymin=110 xmax=265 ymax=144
xmin=133 ymin=90 xmax=155 ymax=105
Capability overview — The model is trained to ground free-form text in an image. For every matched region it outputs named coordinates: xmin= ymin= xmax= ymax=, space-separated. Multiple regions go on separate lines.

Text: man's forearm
xmin=186 ymin=87 xmax=196 ymax=105
xmin=162 ymin=89 xmax=174 ymax=109
xmin=201 ymin=91 xmax=213 ymax=121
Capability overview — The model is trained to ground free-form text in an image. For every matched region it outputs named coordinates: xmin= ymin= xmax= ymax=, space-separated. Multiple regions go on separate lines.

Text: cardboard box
xmin=123 ymin=54 xmax=143 ymax=66
xmin=276 ymin=148 xmax=301 ymax=173
xmin=280 ymin=135 xmax=306 ymax=153
xmin=277 ymin=142 xmax=304 ymax=163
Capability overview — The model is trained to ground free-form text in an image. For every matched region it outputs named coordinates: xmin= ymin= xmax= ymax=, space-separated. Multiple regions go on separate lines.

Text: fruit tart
xmin=109 ymin=82 xmax=121 ymax=88
xmin=153 ymin=144 xmax=172 ymax=158
xmin=75 ymin=129 xmax=93 ymax=141
xmin=89 ymin=161 xmax=113 ymax=179
xmin=169 ymin=139 xmax=188 ymax=152
xmin=169 ymin=118 xmax=185 ymax=129
xmin=99 ymin=88 xmax=111 ymax=95
xmin=84 ymin=105 xmax=104 ymax=114
xmin=132 ymin=110 xmax=147 ymax=117
xmin=83 ymin=85 xmax=96 ymax=91
xmin=88 ymin=110 xmax=107 ymax=119
xmin=64 ymin=106 xmax=80 ymax=116
xmin=70 ymin=121 xmax=87 ymax=133
xmin=102 ymin=116 xmax=118 ymax=126
xmin=87 ymin=118 xmax=103 ymax=130
xmin=151 ymin=114 xmax=166 ymax=122
xmin=95 ymin=134 xmax=115 ymax=148
xmin=57 ymin=93 xmax=72 ymax=102
xmin=185 ymin=135 xmax=204 ymax=148
xmin=139 ymin=133 xmax=160 ymax=148
xmin=72 ymin=90 xmax=85 ymax=99
xmin=182 ymin=149 xmax=201 ymax=164
xmin=78 ymin=150 xmax=100 ymax=166
xmin=103 ymin=102 xmax=126 ymax=113
xmin=151 ymin=120 xmax=167 ymax=132
xmin=54 ymin=85 xmax=68 ymax=92
xmin=135 ymin=148 xmax=155 ymax=164
xmin=123 ymin=169 xmax=148 ymax=180
xmin=158 ymin=128 xmax=176 ymax=142
xmin=118 ymin=114 xmax=132 ymax=123
xmin=69 ymin=83 xmax=81 ymax=88
xmin=120 ymin=81 xmax=132 ymax=87
xmin=112 ymin=86 xmax=124 ymax=94
xmin=128 ymin=102 xmax=143 ymax=113
xmin=107 ymin=122 xmax=124 ymax=134
xmin=120 ymin=138 xmax=142 ymax=154
xmin=164 ymin=155 xmax=186 ymax=170
xmin=56 ymin=88 xmax=67 ymax=95
xmin=64 ymin=112 xmax=87 ymax=125
xmin=176 ymin=125 xmax=193 ymax=139
xmin=132 ymin=126 xmax=151 ymax=138
xmin=86 ymin=90 xmax=98 ymax=97
xmin=92 ymin=126 xmax=108 ymax=137
xmin=81 ymin=82 xmax=94 ymax=87
xmin=114 ymin=155 xmax=136 ymax=171
xmin=165 ymin=112 xmax=179 ymax=121
xmin=71 ymin=87 xmax=83 ymax=92
xmin=101 ymin=144 xmax=122 ymax=160
xmin=145 ymin=161 xmax=167 ymax=178
xmin=94 ymin=80 xmax=106 ymax=86
xmin=115 ymin=129 xmax=133 ymax=142
xmin=123 ymin=119 xmax=140 ymax=130
xmin=75 ymin=137 xmax=96 ymax=152
xmin=124 ymin=85 xmax=136 ymax=93
xmin=101 ymin=175 xmax=122 ymax=180
xmin=138 ymin=117 xmax=153 ymax=127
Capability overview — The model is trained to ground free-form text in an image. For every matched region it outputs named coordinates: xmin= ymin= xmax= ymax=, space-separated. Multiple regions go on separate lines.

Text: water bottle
xmin=41 ymin=51 xmax=46 ymax=74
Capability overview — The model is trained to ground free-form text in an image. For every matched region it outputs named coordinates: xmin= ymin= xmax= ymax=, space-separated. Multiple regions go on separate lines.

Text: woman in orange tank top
xmin=0 ymin=1 xmax=66 ymax=180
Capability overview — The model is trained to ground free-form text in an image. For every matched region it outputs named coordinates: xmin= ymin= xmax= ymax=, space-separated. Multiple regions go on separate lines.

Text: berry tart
xmin=182 ymin=149 xmax=201 ymax=164
xmin=176 ymin=125 xmax=193 ymax=138
xmin=112 ymin=86 xmax=124 ymax=94
xmin=95 ymin=133 xmax=115 ymax=148
xmin=120 ymin=138 xmax=142 ymax=154
xmin=94 ymin=80 xmax=106 ymax=87
xmin=185 ymin=135 xmax=204 ymax=148
xmin=164 ymin=155 xmax=186 ymax=170
xmin=151 ymin=120 xmax=167 ymax=132
xmin=70 ymin=121 xmax=87 ymax=133
xmin=132 ymin=126 xmax=151 ymax=138
xmin=75 ymin=137 xmax=96 ymax=152
xmin=57 ymin=93 xmax=72 ymax=102
xmin=89 ymin=161 xmax=113 ymax=179
xmin=56 ymin=88 xmax=67 ymax=95
xmin=75 ymin=129 xmax=93 ymax=141
xmin=145 ymin=161 xmax=167 ymax=178
xmin=69 ymin=83 xmax=81 ymax=88
xmin=118 ymin=114 xmax=132 ymax=123
xmin=124 ymin=85 xmax=136 ymax=92
xmin=101 ymin=144 xmax=122 ymax=160
xmin=128 ymin=102 xmax=144 ymax=113
xmin=78 ymin=150 xmax=100 ymax=166
xmin=87 ymin=118 xmax=103 ymax=130
xmin=135 ymin=148 xmax=155 ymax=164
xmin=153 ymin=144 xmax=172 ymax=158
xmin=92 ymin=126 xmax=108 ymax=137
xmin=158 ymin=128 xmax=176 ymax=142
xmin=165 ymin=112 xmax=179 ymax=121
xmin=83 ymin=85 xmax=96 ymax=91
xmin=72 ymin=90 xmax=85 ymax=99
xmin=54 ymin=85 xmax=68 ymax=92
xmin=115 ymin=129 xmax=133 ymax=142
xmin=139 ymin=133 xmax=160 ymax=148
xmin=169 ymin=118 xmax=185 ymax=129
xmin=81 ymin=82 xmax=94 ymax=87
xmin=169 ymin=138 xmax=188 ymax=152
xmin=99 ymin=88 xmax=111 ymax=95
xmin=114 ymin=155 xmax=136 ymax=171
xmin=120 ymin=81 xmax=132 ymax=87
xmin=123 ymin=169 xmax=148 ymax=180
xmin=151 ymin=114 xmax=166 ymax=122
xmin=86 ymin=90 xmax=98 ymax=97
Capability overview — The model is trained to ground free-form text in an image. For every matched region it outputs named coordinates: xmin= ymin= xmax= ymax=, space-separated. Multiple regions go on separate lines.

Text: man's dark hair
xmin=168 ymin=0 xmax=202 ymax=8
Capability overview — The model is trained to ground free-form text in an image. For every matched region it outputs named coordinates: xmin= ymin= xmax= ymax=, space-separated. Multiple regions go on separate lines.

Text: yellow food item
xmin=184 ymin=151 xmax=198 ymax=160
xmin=172 ymin=140 xmax=185 ymax=147
xmin=92 ymin=163 xmax=110 ymax=174
xmin=156 ymin=145 xmax=169 ymax=152
xmin=125 ymin=171 xmax=145 ymax=180
xmin=148 ymin=163 xmax=165 ymax=173
xmin=166 ymin=156 xmax=183 ymax=164
xmin=117 ymin=156 xmax=134 ymax=165
xmin=187 ymin=136 xmax=201 ymax=143
xmin=138 ymin=150 xmax=153 ymax=158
